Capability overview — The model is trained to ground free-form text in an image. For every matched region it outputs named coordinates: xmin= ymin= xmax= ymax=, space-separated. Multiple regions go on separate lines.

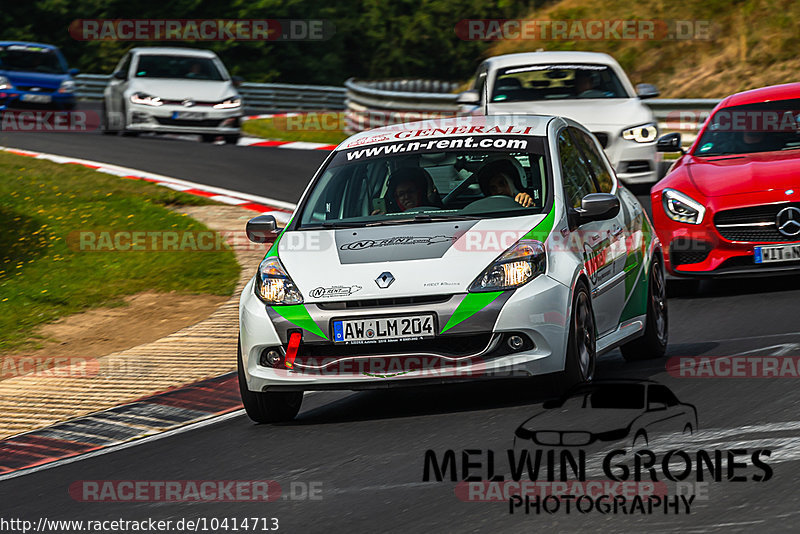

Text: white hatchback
xmin=102 ymin=47 xmax=242 ymax=143
xmin=458 ymin=51 xmax=660 ymax=184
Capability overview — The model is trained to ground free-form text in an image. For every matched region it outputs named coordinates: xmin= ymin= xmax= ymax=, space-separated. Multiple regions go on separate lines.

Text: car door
xmin=557 ymin=129 xmax=618 ymax=335
xmin=569 ymin=127 xmax=631 ymax=332
xmin=106 ymin=52 xmax=132 ymax=119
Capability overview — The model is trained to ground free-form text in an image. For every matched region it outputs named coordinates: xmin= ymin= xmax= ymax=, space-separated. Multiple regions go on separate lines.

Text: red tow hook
xmin=284 ymin=332 xmax=302 ymax=369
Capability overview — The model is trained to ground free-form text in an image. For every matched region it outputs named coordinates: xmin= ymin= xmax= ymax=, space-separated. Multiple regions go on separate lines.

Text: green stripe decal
xmin=522 ymin=206 xmax=556 ymax=242
xmin=440 ymin=291 xmax=503 ymax=333
xmin=270 ymin=304 xmax=328 ymax=340
xmin=265 ymin=216 xmax=293 ymax=259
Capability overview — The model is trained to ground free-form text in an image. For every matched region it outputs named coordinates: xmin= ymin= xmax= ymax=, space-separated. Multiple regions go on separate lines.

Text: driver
xmin=476 ymin=160 xmax=534 ymax=207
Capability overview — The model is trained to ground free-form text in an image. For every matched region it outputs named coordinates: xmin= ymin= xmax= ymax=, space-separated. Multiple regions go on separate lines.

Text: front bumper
xmin=238 ymin=274 xmax=571 ymax=391
xmin=652 ymin=191 xmax=800 ymax=277
xmin=126 ymin=102 xmax=241 ymax=134
xmin=0 ymin=90 xmax=76 ymax=110
xmin=602 ymin=134 xmax=658 ymax=184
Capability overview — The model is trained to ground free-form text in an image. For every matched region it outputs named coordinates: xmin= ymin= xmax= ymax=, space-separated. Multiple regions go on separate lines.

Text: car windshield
xmin=566 ymin=384 xmax=645 ymax=409
xmin=694 ymin=99 xmax=800 ymax=156
xmin=134 ymin=55 xmax=224 ymax=80
xmin=0 ymin=45 xmax=66 ymax=74
xmin=491 ymin=64 xmax=628 ymax=102
xmin=297 ymin=135 xmax=549 ymax=229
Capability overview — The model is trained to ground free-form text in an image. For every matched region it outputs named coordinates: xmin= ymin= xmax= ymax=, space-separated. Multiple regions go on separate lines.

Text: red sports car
xmin=651 ymin=82 xmax=800 ymax=276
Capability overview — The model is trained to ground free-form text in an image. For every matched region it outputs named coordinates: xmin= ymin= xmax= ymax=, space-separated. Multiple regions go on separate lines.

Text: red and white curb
xmin=0 ymin=374 xmax=243 ymax=480
xmin=0 ymin=146 xmax=297 ymax=225
xmin=240 ymin=113 xmax=339 ymax=150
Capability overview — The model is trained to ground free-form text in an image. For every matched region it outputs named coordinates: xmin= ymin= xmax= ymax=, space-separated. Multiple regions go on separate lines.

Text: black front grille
xmin=623 ymin=160 xmax=652 ymax=173
xmin=715 ymin=202 xmax=800 ymax=243
xmin=670 ymin=239 xmax=712 ymax=266
xmin=592 ymin=132 xmax=609 ymax=148
xmin=17 ymin=86 xmax=55 ymax=93
xmin=317 ymin=294 xmax=451 ymax=310
xmin=154 ymin=117 xmax=224 ymax=127
xmin=298 ymin=333 xmax=493 ymax=359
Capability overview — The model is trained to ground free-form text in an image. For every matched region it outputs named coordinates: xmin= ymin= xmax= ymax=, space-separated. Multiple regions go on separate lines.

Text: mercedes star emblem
xmin=776 ymin=206 xmax=800 ymax=237
xmin=375 ymin=272 xmax=395 ymax=289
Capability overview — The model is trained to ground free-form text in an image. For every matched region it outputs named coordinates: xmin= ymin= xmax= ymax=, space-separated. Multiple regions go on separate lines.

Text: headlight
xmin=0 ymin=76 xmax=14 ymax=91
xmin=662 ymin=188 xmax=706 ymax=224
xmin=130 ymin=92 xmax=163 ymax=106
xmin=622 ymin=123 xmax=658 ymax=143
xmin=213 ymin=97 xmax=241 ymax=109
xmin=254 ymin=257 xmax=304 ymax=305
xmin=58 ymin=80 xmax=76 ymax=94
xmin=469 ymin=240 xmax=546 ymax=292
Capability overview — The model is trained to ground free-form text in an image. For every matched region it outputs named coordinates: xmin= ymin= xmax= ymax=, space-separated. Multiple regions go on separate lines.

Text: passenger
xmin=476 ymin=160 xmax=534 ymax=207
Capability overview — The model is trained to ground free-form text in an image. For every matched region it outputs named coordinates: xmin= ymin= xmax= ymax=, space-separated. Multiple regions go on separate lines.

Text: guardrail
xmin=344 ymin=78 xmax=721 ymax=147
xmin=75 ymin=74 xmax=347 ymax=112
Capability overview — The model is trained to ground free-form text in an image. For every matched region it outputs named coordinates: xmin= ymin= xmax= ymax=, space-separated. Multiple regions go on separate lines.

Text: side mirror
xmin=575 ymin=193 xmax=620 ymax=224
xmin=636 ymin=83 xmax=660 ymax=99
xmin=112 ymin=70 xmax=127 ymax=80
xmin=656 ymin=132 xmax=683 ymax=153
xmin=68 ymin=68 xmax=80 ymax=76
xmin=246 ymin=215 xmax=279 ymax=243
xmin=456 ymin=90 xmax=480 ymax=105
xmin=232 ymin=75 xmax=244 ymax=88
xmin=647 ymin=401 xmax=668 ymax=412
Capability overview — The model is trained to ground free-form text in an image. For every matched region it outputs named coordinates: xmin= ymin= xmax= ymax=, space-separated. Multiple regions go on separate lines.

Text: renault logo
xmin=776 ymin=206 xmax=800 ymax=237
xmin=375 ymin=272 xmax=394 ymax=289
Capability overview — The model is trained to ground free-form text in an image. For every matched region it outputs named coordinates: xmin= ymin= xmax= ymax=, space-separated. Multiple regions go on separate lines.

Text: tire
xmin=201 ymin=134 xmax=218 ymax=143
xmin=620 ymin=256 xmax=668 ymax=361
xmin=561 ymin=280 xmax=596 ymax=391
xmin=237 ymin=340 xmax=302 ymax=423
xmin=224 ymin=134 xmax=240 ymax=145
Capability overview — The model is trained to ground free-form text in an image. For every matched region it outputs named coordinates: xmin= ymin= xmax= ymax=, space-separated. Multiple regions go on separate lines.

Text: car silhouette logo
xmin=776 ymin=206 xmax=800 ymax=237
xmin=375 ymin=272 xmax=395 ymax=289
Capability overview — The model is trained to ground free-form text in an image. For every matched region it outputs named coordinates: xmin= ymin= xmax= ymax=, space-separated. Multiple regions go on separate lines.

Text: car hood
xmin=0 ymin=69 xmax=68 ymax=89
xmin=486 ymin=98 xmax=653 ymax=133
xmin=127 ymin=79 xmax=235 ymax=101
xmin=277 ymin=213 xmax=549 ymax=302
xmin=519 ymin=406 xmax=643 ymax=434
xmin=686 ymin=152 xmax=800 ymax=198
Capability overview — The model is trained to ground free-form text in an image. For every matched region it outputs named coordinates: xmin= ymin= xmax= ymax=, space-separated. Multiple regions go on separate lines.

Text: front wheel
xmin=238 ymin=341 xmax=302 ymax=423
xmin=224 ymin=134 xmax=240 ymax=145
xmin=620 ymin=256 xmax=668 ymax=361
xmin=560 ymin=280 xmax=596 ymax=391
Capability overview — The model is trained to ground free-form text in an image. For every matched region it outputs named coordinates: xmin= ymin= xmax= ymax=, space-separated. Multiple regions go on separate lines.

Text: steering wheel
xmin=441 ymin=173 xmax=477 ymax=206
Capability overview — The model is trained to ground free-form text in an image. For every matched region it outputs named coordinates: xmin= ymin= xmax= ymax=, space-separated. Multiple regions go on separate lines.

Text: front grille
xmin=670 ymin=239 xmax=712 ymax=266
xmin=17 ymin=86 xmax=55 ymax=93
xmin=298 ymin=333 xmax=493 ymax=360
xmin=592 ymin=132 xmax=609 ymax=148
xmin=623 ymin=160 xmax=652 ymax=173
xmin=715 ymin=202 xmax=800 ymax=243
xmin=154 ymin=117 xmax=224 ymax=127
xmin=317 ymin=294 xmax=451 ymax=310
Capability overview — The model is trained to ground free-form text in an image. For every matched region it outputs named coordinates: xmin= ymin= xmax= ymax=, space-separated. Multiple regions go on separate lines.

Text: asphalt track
xmin=2 ymin=123 xmax=800 ymax=533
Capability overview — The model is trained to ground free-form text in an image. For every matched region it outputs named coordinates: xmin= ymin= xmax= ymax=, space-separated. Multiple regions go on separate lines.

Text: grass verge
xmin=242 ymin=112 xmax=348 ymax=145
xmin=0 ymin=151 xmax=240 ymax=352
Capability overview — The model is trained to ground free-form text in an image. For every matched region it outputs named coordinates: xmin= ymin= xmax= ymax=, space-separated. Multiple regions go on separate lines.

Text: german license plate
xmin=21 ymin=93 xmax=51 ymax=103
xmin=171 ymin=111 xmax=205 ymax=120
xmin=332 ymin=314 xmax=435 ymax=344
xmin=754 ymin=243 xmax=800 ymax=263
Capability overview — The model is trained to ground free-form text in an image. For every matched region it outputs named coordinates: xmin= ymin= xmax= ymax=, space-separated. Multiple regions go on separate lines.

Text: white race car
xmin=238 ymin=115 xmax=667 ymax=422
xmin=102 ymin=47 xmax=242 ymax=143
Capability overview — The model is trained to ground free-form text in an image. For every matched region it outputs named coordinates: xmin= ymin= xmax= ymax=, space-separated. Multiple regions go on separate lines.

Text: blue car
xmin=0 ymin=42 xmax=79 ymax=111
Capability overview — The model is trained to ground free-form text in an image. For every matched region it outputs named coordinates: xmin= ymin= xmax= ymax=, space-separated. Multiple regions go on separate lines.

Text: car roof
xmin=721 ymin=82 xmax=800 ymax=108
xmin=130 ymin=47 xmax=218 ymax=58
xmin=338 ymin=114 xmax=559 ymax=149
xmin=0 ymin=41 xmax=59 ymax=50
xmin=482 ymin=51 xmax=620 ymax=69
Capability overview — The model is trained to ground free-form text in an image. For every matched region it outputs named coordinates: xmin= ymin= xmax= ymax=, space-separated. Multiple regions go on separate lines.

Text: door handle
xmin=610 ymin=225 xmax=623 ymax=237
